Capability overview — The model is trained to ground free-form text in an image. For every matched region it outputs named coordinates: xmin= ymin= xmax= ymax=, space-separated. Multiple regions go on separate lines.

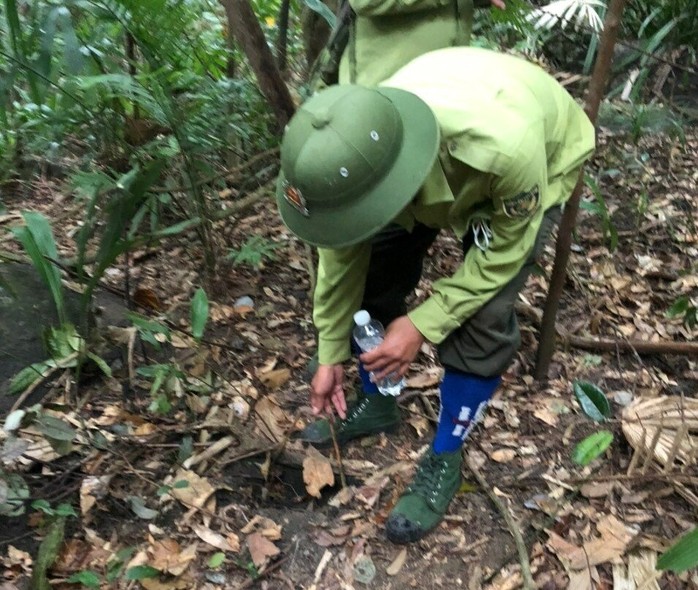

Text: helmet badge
xmin=282 ymin=181 xmax=309 ymax=217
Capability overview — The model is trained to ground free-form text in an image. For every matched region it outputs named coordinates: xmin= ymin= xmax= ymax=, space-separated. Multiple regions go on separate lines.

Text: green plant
xmin=666 ymin=295 xmax=697 ymax=329
xmin=12 ymin=211 xmax=66 ymax=323
xmin=66 ymin=570 xmax=102 ymax=589
xmin=9 ymin=210 xmax=112 ymax=396
xmin=581 ymin=174 xmax=619 ymax=252
xmin=226 ymin=235 xmax=281 ymax=269
xmin=572 ymin=380 xmax=613 ymax=465
xmin=657 ymin=527 xmax=698 ymax=573
xmin=31 ymin=499 xmax=77 ymax=517
xmin=9 ymin=323 xmax=111 ymax=396
xmin=191 ymin=287 xmax=209 ymax=342
xmin=137 ymin=363 xmax=185 ymax=414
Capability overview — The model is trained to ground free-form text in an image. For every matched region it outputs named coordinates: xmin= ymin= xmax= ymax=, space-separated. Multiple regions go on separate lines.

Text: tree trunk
xmin=276 ymin=0 xmax=291 ymax=74
xmin=220 ymin=0 xmax=296 ymax=130
xmin=534 ymin=0 xmax=628 ymax=380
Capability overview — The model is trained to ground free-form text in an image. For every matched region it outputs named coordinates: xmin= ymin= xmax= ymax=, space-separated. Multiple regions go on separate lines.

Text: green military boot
xmin=385 ymin=447 xmax=462 ymax=544
xmin=297 ymin=394 xmax=400 ymax=448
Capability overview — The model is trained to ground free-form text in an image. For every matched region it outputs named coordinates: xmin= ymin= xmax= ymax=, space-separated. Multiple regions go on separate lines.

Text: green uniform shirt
xmin=315 ymin=47 xmax=596 ymax=364
xmin=339 ymin=0 xmax=473 ymax=85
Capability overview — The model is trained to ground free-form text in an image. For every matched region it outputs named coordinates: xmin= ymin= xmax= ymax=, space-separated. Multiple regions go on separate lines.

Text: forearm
xmin=313 ymin=242 xmax=371 ymax=364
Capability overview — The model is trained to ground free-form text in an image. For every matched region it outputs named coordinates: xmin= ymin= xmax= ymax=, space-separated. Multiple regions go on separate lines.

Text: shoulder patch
xmin=501 ymin=189 xmax=540 ymax=219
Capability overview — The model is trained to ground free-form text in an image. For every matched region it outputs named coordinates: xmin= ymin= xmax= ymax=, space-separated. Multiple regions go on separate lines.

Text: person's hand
xmin=491 ymin=0 xmax=506 ymax=8
xmin=359 ymin=315 xmax=425 ymax=382
xmin=310 ymin=364 xmax=348 ymax=419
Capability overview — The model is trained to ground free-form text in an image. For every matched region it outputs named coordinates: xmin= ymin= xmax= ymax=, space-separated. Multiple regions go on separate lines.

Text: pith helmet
xmin=276 ymin=85 xmax=439 ymax=248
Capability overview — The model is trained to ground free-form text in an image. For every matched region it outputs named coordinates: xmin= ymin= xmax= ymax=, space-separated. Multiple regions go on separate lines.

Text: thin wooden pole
xmin=534 ymin=0 xmax=628 ymax=380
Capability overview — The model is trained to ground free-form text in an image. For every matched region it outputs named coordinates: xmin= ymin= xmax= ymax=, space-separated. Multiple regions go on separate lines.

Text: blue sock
xmin=358 ymin=360 xmax=379 ymax=395
xmin=432 ymin=370 xmax=501 ymax=454
xmin=352 ymin=340 xmax=379 ymax=395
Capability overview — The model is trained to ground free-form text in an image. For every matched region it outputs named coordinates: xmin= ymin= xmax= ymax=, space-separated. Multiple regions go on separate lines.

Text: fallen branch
xmin=516 ymin=302 xmax=698 ymax=357
xmin=566 ymin=334 xmax=698 ymax=356
xmin=465 ymin=453 xmax=534 ymax=590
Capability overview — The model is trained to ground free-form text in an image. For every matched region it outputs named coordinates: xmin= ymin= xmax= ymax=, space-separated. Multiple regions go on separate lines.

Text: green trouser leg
xmin=385 ymin=447 xmax=463 ymax=544
xmin=296 ymin=393 xmax=400 ymax=448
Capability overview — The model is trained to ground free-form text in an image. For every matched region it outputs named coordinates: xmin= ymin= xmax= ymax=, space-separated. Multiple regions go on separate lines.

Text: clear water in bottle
xmin=352 ymin=310 xmax=404 ymax=396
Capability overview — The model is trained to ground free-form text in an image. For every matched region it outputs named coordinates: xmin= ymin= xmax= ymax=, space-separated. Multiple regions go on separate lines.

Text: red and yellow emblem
xmin=283 ymin=181 xmax=309 ymax=217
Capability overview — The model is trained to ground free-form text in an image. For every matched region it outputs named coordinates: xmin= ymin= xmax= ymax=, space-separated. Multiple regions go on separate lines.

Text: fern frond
xmin=528 ymin=0 xmax=605 ymax=33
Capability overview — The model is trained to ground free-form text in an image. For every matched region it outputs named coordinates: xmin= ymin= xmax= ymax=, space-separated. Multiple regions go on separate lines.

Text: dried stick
xmin=328 ymin=417 xmax=347 ymax=489
xmin=465 ymin=453 xmax=534 ymax=590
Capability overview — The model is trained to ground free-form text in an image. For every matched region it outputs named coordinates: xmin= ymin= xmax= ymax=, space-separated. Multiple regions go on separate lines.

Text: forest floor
xmin=1 ymin=123 xmax=697 ymax=590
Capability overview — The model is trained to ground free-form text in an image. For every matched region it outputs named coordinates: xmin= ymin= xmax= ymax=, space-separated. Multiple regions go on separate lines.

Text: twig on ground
xmin=465 ymin=453 xmax=535 ymax=590
xmin=328 ymin=417 xmax=347 ymax=489
xmin=308 ymin=550 xmax=333 ymax=590
xmin=419 ymin=392 xmax=439 ymax=423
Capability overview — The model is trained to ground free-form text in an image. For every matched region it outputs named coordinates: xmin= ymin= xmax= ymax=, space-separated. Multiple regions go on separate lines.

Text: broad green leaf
xmin=67 ymin=570 xmax=102 ymax=588
xmin=37 ymin=414 xmax=76 ymax=442
xmin=173 ymin=480 xmax=189 ymax=489
xmin=124 ymin=565 xmax=159 ymax=580
xmin=8 ymin=362 xmax=50 ymax=395
xmin=152 ymin=219 xmax=199 ymax=238
xmin=208 ymin=552 xmax=225 ymax=568
xmin=0 ymin=473 xmax=30 ymax=516
xmin=31 ymin=499 xmax=53 ymax=514
xmin=13 ymin=212 xmax=65 ymax=324
xmin=54 ymin=503 xmax=77 ymax=517
xmin=573 ymin=380 xmax=611 ymax=422
xmin=667 ymin=296 xmax=689 ymax=317
xmin=657 ymin=527 xmax=698 ymax=573
xmin=128 ymin=496 xmax=158 ymax=520
xmin=191 ymin=287 xmax=209 ymax=341
xmin=127 ymin=312 xmax=171 ymax=336
xmin=46 ymin=324 xmax=83 ymax=359
xmin=87 ymin=351 xmax=112 ymax=378
xmin=573 ymin=431 xmax=613 ymax=466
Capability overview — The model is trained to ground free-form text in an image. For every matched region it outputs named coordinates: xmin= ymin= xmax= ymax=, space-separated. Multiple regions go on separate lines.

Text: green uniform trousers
xmin=361 ymin=206 xmax=562 ymax=377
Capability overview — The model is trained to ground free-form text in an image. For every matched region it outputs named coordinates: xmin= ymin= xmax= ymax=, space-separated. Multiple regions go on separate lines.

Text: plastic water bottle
xmin=352 ymin=310 xmax=404 ymax=396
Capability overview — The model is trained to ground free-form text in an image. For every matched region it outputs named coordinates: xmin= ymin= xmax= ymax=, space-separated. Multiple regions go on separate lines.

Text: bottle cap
xmin=353 ymin=310 xmax=371 ymax=326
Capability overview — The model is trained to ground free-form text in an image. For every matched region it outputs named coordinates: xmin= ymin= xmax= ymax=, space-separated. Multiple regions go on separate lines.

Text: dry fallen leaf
xmin=547 ymin=515 xmax=638 ymax=570
xmin=386 ymin=548 xmax=407 ymax=576
xmin=303 ymin=447 xmax=335 ymax=498
xmin=240 ymin=515 xmax=282 ymax=540
xmin=170 ymin=469 xmax=215 ymax=510
xmin=312 ymin=528 xmax=348 ymax=547
xmin=247 ymin=532 xmax=280 ymax=568
xmin=80 ymin=475 xmax=112 ymax=517
xmin=356 ymin=476 xmax=389 ymax=509
xmin=192 ymin=525 xmax=240 ymax=552
xmin=490 ymin=449 xmax=516 ymax=463
xmin=328 ymin=486 xmax=354 ymax=508
xmin=406 ymin=403 xmax=429 ymax=437
xmin=149 ymin=539 xmax=198 ymax=577
xmin=254 ymin=396 xmax=290 ymax=442
xmin=6 ymin=545 xmax=32 ymax=571
xmin=405 ymin=368 xmax=442 ymax=389
xmin=141 ymin=576 xmax=193 ymax=590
